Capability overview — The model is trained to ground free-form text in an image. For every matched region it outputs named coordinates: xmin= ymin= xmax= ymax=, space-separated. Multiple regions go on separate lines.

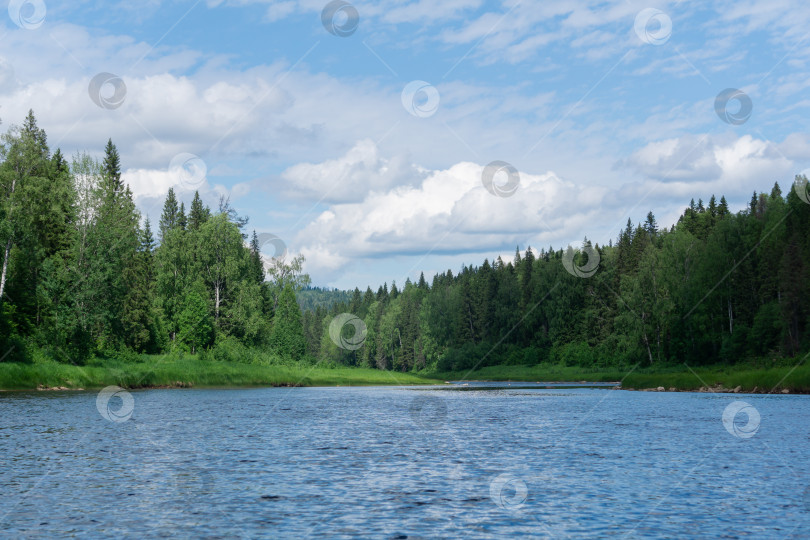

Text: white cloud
xmin=6 ymin=2 xmax=810 ymax=288
xmin=292 ymin=134 xmax=810 ymax=283
xmin=620 ymin=134 xmax=803 ymax=195
xmin=292 ymin=141 xmax=616 ymax=279
xmin=278 ymin=139 xmax=426 ymax=202
xmin=123 ymin=168 xmax=194 ymax=200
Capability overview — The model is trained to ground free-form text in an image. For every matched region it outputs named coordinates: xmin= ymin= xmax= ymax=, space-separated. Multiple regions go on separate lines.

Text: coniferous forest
xmin=307 ymin=180 xmax=810 ymax=372
xmin=2 ymin=111 xmax=809 ymax=372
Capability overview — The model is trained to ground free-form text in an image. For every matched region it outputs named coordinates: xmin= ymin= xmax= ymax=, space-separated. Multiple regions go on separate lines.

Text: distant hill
xmin=297 ymin=286 xmax=352 ymax=312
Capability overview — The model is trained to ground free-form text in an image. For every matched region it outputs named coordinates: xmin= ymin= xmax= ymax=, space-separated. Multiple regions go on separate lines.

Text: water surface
xmin=1 ymin=385 xmax=809 ymax=538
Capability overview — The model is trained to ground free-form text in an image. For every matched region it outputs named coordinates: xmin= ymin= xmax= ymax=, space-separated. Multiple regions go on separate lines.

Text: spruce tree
xmin=269 ymin=284 xmax=306 ymax=359
xmin=249 ymin=230 xmax=265 ymax=284
xmin=188 ymin=191 xmax=210 ymax=231
xmin=178 ymin=202 xmax=187 ymax=230
xmin=158 ymin=188 xmax=179 ymax=242
xmin=102 ymin=139 xmax=123 ymax=195
xmin=718 ymin=196 xmax=730 ymax=217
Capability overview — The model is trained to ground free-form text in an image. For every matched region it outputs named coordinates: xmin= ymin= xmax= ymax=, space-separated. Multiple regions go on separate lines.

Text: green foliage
xmin=270 ymin=284 xmax=306 ymax=360
xmin=300 ymin=180 xmax=810 ymax=374
xmin=1 ymin=113 xmax=808 ymax=383
xmin=0 ymin=354 xmax=439 ymax=390
xmin=177 ymin=281 xmax=214 ymax=353
xmin=297 ymin=286 xmax=353 ymax=311
xmin=203 ymin=335 xmax=275 ymax=365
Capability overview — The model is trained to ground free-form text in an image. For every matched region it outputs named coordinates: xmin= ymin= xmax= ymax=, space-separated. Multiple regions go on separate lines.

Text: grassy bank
xmin=431 ymin=361 xmax=810 ymax=393
xmin=622 ymin=363 xmax=810 ymax=393
xmin=4 ymin=354 xmax=809 ymax=393
xmin=0 ymin=355 xmax=439 ymax=391
xmin=431 ymin=364 xmax=628 ymax=384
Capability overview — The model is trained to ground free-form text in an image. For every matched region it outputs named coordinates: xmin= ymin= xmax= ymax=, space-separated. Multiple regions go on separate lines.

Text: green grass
xmin=622 ymin=363 xmax=810 ymax=393
xmin=430 ymin=364 xmax=628 ymax=383
xmin=431 ymin=361 xmax=810 ymax=393
xmin=0 ymin=355 xmax=440 ymax=390
xmin=5 ymin=354 xmax=808 ymax=393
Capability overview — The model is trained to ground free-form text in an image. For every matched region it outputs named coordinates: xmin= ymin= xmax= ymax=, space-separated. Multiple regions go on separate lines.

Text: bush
xmin=111 ymin=347 xmax=143 ymax=364
xmin=554 ymin=341 xmax=595 ymax=367
xmin=205 ymin=336 xmax=283 ymax=365
xmin=316 ymin=359 xmax=340 ymax=369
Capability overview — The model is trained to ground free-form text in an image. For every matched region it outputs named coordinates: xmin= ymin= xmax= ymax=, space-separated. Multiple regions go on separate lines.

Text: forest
xmin=1 ymin=111 xmax=809 ymax=373
xmin=0 ymin=111 xmax=308 ymax=365
xmin=304 ymin=183 xmax=810 ymax=373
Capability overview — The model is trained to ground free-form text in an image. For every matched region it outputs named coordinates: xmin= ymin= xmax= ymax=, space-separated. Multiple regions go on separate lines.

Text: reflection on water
xmin=1 ymin=386 xmax=809 ymax=538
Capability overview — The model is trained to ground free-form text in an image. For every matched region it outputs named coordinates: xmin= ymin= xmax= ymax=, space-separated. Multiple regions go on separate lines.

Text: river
xmin=1 ymin=384 xmax=809 ymax=538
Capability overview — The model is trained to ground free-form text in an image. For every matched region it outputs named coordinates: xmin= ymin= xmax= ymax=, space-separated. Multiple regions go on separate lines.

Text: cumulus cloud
xmin=123 ymin=168 xmax=195 ymax=201
xmin=278 ymin=139 xmax=426 ymax=203
xmin=6 ymin=1 xmax=810 ymax=288
xmin=292 ymin=141 xmax=617 ymax=280
xmin=292 ymin=133 xmax=810 ymax=283
xmin=619 ymin=134 xmax=803 ymax=195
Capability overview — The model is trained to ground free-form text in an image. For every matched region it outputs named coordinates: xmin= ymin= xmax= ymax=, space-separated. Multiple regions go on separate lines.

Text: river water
xmin=1 ymin=384 xmax=809 ymax=538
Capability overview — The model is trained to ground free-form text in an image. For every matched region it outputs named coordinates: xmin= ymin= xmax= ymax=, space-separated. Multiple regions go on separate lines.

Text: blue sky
xmin=2 ymin=0 xmax=810 ymax=289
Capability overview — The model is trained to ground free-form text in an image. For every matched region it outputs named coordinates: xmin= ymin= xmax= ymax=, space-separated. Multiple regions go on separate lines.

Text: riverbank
xmin=432 ymin=361 xmax=810 ymax=393
xmin=3 ymin=355 xmax=809 ymax=393
xmin=431 ymin=364 xmax=628 ymax=384
xmin=0 ymin=356 xmax=438 ymax=391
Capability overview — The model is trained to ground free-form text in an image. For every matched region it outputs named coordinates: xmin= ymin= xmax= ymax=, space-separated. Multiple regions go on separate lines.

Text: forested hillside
xmin=2 ymin=111 xmax=809 ymax=372
xmin=304 ymin=181 xmax=810 ymax=372
xmin=297 ymin=287 xmax=353 ymax=312
xmin=0 ymin=111 xmax=308 ymax=364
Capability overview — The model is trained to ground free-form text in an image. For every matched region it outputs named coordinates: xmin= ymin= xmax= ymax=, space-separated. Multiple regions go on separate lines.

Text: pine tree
xmin=771 ymin=182 xmax=782 ymax=200
xmin=158 ymin=188 xmax=179 ymax=242
xmin=91 ymin=141 xmax=141 ymax=349
xmin=249 ymin=230 xmax=265 ymax=284
xmin=718 ymin=196 xmax=730 ymax=217
xmin=102 ymin=139 xmax=123 ymax=195
xmin=155 ymin=189 xmax=187 ymax=342
xmin=178 ymin=202 xmax=187 ymax=230
xmin=270 ymin=284 xmax=306 ymax=359
xmin=21 ymin=109 xmax=49 ymax=163
xmin=644 ymin=212 xmax=658 ymax=239
xmin=520 ymin=246 xmax=534 ymax=313
xmin=362 ymin=287 xmax=374 ymax=309
xmin=188 ymin=191 xmax=210 ymax=231
xmin=121 ymin=219 xmax=158 ymax=352
xmin=418 ymin=272 xmax=428 ymax=290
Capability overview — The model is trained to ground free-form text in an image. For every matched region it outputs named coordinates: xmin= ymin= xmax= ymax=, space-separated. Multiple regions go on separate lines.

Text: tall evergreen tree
xmin=102 ymin=138 xmax=123 ymax=194
xmin=249 ymin=230 xmax=265 ymax=284
xmin=121 ymin=218 xmax=158 ymax=352
xmin=269 ymin=284 xmax=306 ymax=359
xmin=178 ymin=202 xmax=187 ymax=231
xmin=158 ymin=188 xmax=179 ymax=242
xmin=188 ymin=191 xmax=210 ymax=231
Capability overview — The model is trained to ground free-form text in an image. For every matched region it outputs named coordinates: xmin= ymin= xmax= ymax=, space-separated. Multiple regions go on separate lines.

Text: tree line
xmin=3 ymin=111 xmax=809 ymax=371
xmin=306 ymin=181 xmax=810 ymax=372
xmin=0 ymin=111 xmax=308 ymax=363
